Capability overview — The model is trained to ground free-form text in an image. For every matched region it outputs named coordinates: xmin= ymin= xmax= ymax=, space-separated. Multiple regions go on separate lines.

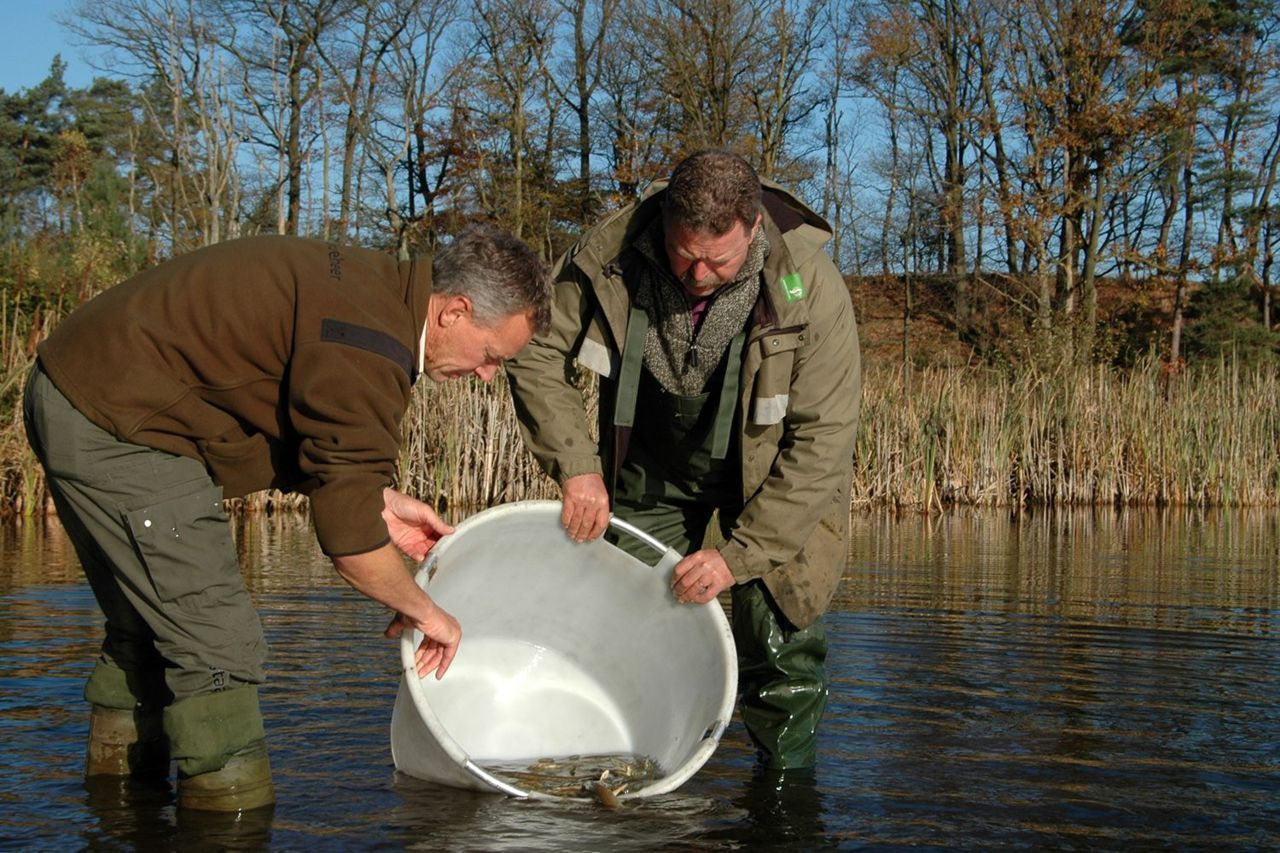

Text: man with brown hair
xmin=506 ymin=150 xmax=861 ymax=771
xmin=24 ymin=224 xmax=549 ymax=811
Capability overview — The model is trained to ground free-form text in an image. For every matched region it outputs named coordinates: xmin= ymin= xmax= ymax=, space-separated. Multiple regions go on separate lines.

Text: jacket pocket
xmin=198 ymin=429 xmax=280 ymax=498
xmin=751 ymin=345 xmax=797 ymax=426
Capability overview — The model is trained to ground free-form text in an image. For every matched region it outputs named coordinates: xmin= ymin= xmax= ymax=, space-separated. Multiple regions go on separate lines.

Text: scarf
xmin=630 ymin=220 xmax=768 ymax=395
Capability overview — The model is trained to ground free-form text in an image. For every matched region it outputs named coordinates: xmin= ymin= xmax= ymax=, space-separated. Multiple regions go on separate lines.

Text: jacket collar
xmin=401 ymin=254 xmax=434 ymax=383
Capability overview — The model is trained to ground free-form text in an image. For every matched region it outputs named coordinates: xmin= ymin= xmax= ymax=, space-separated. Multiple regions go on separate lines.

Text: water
xmin=1 ymin=507 xmax=1278 ymax=849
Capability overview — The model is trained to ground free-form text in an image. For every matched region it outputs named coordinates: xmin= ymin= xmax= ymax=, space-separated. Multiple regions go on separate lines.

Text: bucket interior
xmin=425 ymin=637 xmax=633 ymax=762
xmin=391 ymin=501 xmax=736 ymax=797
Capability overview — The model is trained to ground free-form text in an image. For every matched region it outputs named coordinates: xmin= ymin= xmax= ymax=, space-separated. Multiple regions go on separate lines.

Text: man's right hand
xmin=333 ymin=542 xmax=462 ymax=679
xmin=385 ymin=605 xmax=461 ymax=680
xmin=561 ymin=473 xmax=610 ymax=542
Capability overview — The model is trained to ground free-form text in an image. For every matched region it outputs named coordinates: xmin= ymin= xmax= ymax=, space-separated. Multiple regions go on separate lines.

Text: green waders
xmin=609 ymin=308 xmax=828 ymax=770
xmin=23 ymin=362 xmax=273 ymax=810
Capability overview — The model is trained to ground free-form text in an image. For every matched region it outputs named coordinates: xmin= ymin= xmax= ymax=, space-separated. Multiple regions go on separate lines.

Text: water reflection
xmin=841 ymin=506 xmax=1280 ymax=634
xmin=1 ymin=507 xmax=1278 ymax=848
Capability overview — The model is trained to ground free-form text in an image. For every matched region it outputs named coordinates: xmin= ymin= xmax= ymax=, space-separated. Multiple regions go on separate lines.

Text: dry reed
xmin=853 ymin=357 xmax=1280 ymax=510
xmin=5 ymin=348 xmax=1277 ymax=517
xmin=399 ymin=371 xmax=561 ymax=513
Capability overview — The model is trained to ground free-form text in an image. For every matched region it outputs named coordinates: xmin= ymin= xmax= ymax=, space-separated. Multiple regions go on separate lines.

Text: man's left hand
xmin=672 ymin=548 xmax=734 ymax=605
xmin=382 ymin=487 xmax=454 ymax=561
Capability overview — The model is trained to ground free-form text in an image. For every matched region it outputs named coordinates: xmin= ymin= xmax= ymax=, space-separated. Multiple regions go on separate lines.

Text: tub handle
xmin=608 ymin=514 xmax=683 ymax=573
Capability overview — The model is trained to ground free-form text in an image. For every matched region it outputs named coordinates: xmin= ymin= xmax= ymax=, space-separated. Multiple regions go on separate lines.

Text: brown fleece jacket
xmin=37 ymin=235 xmax=433 ymax=557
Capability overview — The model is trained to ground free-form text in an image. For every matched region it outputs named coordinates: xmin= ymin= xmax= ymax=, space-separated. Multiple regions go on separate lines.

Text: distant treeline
xmin=2 ymin=0 xmax=1279 ymax=516
xmin=0 ymin=0 xmax=1276 ymax=365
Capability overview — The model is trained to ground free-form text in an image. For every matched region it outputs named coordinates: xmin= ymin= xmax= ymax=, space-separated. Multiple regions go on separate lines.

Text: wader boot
xmin=83 ymin=660 xmax=170 ymax=778
xmin=732 ymin=581 xmax=828 ymax=770
xmin=166 ymin=685 xmax=275 ymax=812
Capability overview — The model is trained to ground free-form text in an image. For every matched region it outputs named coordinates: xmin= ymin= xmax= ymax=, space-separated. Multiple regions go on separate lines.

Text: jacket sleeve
xmin=505 ymin=257 xmax=605 ymax=484
xmin=288 ymin=338 xmax=405 ymax=557
xmin=719 ymin=252 xmax=861 ymax=582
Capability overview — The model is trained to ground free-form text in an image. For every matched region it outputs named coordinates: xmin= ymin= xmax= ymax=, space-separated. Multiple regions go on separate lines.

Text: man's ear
xmin=438 ymin=294 xmax=473 ymax=327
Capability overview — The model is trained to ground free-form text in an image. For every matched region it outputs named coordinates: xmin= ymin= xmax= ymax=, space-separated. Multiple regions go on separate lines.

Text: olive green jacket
xmin=37 ymin=235 xmax=433 ymax=558
xmin=506 ymin=181 xmax=861 ymax=628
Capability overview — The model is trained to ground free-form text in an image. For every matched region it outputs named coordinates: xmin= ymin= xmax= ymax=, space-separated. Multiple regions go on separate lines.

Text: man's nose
xmin=475 ymin=364 xmax=499 ymax=382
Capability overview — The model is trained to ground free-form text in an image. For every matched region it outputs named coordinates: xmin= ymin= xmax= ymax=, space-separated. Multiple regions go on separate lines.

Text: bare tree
xmin=639 ymin=0 xmax=765 ymax=151
xmin=312 ymin=0 xmax=418 ymax=241
xmin=541 ymin=0 xmax=619 ymax=221
xmin=65 ymin=0 xmax=243 ymax=250
xmin=218 ymin=0 xmax=355 ymax=235
xmin=466 ymin=0 xmax=559 ymax=240
xmin=748 ymin=0 xmax=824 ymax=179
xmin=856 ymin=0 xmax=982 ymax=335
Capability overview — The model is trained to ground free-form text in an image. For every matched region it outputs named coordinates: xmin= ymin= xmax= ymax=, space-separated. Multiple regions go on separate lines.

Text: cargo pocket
xmin=123 ymin=484 xmax=237 ymax=604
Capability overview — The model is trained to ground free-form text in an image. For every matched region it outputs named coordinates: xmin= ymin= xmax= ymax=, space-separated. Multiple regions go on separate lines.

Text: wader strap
xmin=710 ymin=329 xmax=746 ymax=460
xmin=613 ymin=305 xmax=649 ymax=429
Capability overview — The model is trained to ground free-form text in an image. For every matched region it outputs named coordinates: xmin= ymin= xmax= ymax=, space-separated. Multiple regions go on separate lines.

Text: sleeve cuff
xmin=719 ymin=542 xmax=760 ymax=585
xmin=554 ymin=455 xmax=604 ymax=485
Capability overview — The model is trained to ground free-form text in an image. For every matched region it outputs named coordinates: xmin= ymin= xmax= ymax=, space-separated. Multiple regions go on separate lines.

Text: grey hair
xmin=431 ymin=223 xmax=551 ymax=333
xmin=661 ymin=149 xmax=762 ymax=236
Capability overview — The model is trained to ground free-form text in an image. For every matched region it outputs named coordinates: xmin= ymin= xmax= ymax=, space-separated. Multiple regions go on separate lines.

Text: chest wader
xmin=610 ymin=307 xmax=828 ymax=770
xmin=22 ymin=363 xmax=274 ymax=811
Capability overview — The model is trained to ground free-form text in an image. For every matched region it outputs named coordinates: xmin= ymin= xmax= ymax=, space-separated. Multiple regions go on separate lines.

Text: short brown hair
xmin=661 ymin=149 xmax=762 ymax=236
xmin=432 ymin=224 xmax=551 ymax=333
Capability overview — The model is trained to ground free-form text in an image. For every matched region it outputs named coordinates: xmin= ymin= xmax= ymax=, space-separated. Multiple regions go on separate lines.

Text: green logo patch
xmin=780 ymin=272 xmax=806 ymax=302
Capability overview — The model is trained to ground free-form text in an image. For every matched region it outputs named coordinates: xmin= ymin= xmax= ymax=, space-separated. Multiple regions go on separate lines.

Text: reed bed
xmin=853 ymin=357 xmax=1280 ymax=510
xmin=4 ymin=348 xmax=1277 ymax=518
xmin=0 ymin=303 xmax=42 ymax=517
xmin=399 ymin=371 xmax=563 ymax=512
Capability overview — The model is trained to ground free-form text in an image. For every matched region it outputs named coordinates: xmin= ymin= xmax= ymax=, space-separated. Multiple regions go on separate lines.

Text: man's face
xmin=664 ymin=215 xmax=760 ymax=298
xmin=423 ymin=299 xmax=535 ymax=383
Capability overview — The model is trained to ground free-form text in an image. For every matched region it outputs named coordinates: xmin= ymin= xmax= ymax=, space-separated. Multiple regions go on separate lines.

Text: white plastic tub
xmin=389 ymin=501 xmax=737 ymax=800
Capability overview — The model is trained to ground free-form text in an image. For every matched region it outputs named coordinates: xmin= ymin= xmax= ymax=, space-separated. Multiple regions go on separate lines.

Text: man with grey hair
xmin=24 ymin=225 xmax=549 ymax=812
xmin=507 ymin=149 xmax=861 ymax=772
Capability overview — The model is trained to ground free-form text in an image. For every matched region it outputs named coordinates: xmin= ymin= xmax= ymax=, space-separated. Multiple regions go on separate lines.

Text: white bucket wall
xmin=390 ymin=501 xmax=737 ymax=799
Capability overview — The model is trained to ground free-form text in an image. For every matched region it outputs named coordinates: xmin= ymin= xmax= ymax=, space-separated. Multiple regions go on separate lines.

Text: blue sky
xmin=0 ymin=1 xmax=97 ymax=94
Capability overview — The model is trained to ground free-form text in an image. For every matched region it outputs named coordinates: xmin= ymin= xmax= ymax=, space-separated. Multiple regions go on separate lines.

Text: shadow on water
xmin=2 ymin=506 xmax=1279 ymax=849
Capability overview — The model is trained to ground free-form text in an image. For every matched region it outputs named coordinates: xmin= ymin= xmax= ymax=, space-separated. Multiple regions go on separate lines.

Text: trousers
xmin=23 ymin=362 xmax=267 ymax=775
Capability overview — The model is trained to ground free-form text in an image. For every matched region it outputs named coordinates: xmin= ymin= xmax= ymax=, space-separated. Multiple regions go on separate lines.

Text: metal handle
xmin=607 ymin=514 xmax=682 ymax=572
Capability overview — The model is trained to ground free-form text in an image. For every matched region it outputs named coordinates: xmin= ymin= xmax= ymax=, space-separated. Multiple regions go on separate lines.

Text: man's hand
xmin=382 ymin=487 xmax=454 ymax=560
xmin=672 ymin=548 xmax=734 ymax=604
xmin=333 ymin=542 xmax=462 ymax=680
xmin=385 ymin=607 xmax=461 ymax=680
xmin=561 ymin=473 xmax=610 ymax=542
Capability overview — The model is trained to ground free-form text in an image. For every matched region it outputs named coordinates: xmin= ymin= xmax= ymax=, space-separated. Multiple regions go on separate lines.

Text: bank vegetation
xmin=4 ymin=318 xmax=1277 ymax=516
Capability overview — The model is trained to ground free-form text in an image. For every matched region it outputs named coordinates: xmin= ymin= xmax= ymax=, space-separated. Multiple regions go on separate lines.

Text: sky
xmin=0 ymin=0 xmax=97 ymax=94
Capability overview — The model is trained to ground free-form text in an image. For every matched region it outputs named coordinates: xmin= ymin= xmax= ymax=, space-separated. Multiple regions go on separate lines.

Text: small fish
xmin=484 ymin=752 xmax=662 ymax=804
xmin=591 ymin=779 xmax=622 ymax=809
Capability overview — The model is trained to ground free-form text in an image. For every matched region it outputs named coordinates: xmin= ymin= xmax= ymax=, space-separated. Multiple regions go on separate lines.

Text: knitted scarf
xmin=630 ymin=220 xmax=768 ymax=396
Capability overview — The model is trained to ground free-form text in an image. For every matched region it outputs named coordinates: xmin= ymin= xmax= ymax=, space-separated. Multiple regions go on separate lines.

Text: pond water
xmin=1 ymin=507 xmax=1278 ymax=849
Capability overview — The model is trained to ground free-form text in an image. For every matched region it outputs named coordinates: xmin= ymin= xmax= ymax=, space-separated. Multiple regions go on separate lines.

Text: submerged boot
xmin=83 ymin=662 xmax=171 ymax=778
xmin=86 ymin=704 xmax=170 ymax=777
xmin=167 ymin=686 xmax=274 ymax=812
xmin=731 ymin=582 xmax=829 ymax=770
xmin=177 ymin=740 xmax=275 ymax=812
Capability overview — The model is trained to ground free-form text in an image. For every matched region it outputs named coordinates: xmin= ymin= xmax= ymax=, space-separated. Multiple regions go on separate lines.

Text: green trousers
xmin=24 ymin=363 xmax=266 ymax=776
xmin=611 ymin=495 xmax=829 ymax=770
